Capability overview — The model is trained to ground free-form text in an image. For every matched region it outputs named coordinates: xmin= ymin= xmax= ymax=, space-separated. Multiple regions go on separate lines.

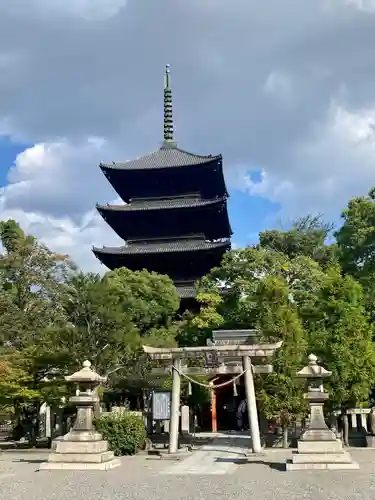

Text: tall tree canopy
xmin=0 ymin=220 xmax=181 ymax=416
xmin=195 ymin=245 xmax=375 ymax=419
xmin=335 ymin=188 xmax=375 ymax=318
xmin=259 ymin=215 xmax=337 ymax=268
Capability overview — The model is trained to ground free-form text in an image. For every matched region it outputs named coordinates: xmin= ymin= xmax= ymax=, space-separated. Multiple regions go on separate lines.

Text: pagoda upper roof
xmin=96 ymin=196 xmax=226 ymax=212
xmin=92 ymin=236 xmax=230 ymax=256
xmin=176 ymin=284 xmax=196 ymax=299
xmin=100 ymin=145 xmax=221 ymax=171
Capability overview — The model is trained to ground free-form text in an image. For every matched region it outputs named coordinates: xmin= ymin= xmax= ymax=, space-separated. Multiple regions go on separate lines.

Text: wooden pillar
xmin=209 ymin=379 xmax=218 ymax=433
xmin=211 ymin=389 xmax=217 ymax=433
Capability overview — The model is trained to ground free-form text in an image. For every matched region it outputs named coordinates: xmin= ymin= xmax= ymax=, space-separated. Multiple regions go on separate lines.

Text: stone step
xmin=39 ymin=458 xmax=121 ymax=471
xmin=286 ymin=461 xmax=359 ymax=471
xmin=48 ymin=451 xmax=115 ymax=463
xmin=56 ymin=440 xmax=108 ymax=454
xmin=297 ymin=440 xmax=342 ymax=453
xmin=291 ymin=452 xmax=353 ymax=464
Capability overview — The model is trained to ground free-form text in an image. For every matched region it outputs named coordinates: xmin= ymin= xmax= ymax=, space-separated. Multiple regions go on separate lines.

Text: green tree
xmin=197 ymin=245 xmax=375 ymax=426
xmin=198 ymin=246 xmax=325 ymax=330
xmin=56 ymin=268 xmax=180 ymax=410
xmin=0 ymin=220 xmax=75 ymax=435
xmin=335 ymin=187 xmax=375 ymax=318
xmin=302 ymin=267 xmax=375 ymax=411
xmin=255 ymin=276 xmax=307 ymax=447
xmin=0 ymin=219 xmax=74 ymax=349
xmin=259 ymin=214 xmax=337 ymax=268
xmin=0 ymin=352 xmax=40 ymax=406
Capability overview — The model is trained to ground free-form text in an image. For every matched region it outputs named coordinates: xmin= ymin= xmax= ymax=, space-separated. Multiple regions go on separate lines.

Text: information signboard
xmin=152 ymin=390 xmax=171 ymax=421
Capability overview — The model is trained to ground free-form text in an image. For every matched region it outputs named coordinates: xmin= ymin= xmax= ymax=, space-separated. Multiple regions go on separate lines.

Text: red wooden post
xmin=211 ymin=390 xmax=217 ymax=433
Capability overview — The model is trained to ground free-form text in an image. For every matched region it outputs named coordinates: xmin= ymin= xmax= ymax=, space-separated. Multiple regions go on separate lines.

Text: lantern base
xmin=286 ymin=459 xmax=359 ymax=470
xmin=39 ymin=431 xmax=120 ymax=471
xmin=39 ymin=456 xmax=121 ymax=471
xmin=286 ymin=438 xmax=359 ymax=470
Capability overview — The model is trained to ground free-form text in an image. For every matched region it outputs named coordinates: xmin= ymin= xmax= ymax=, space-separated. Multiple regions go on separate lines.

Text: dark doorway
xmin=216 ymin=379 xmax=246 ymax=431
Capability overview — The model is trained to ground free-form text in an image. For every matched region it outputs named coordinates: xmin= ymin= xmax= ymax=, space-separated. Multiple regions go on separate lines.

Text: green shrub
xmin=94 ymin=413 xmax=146 ymax=456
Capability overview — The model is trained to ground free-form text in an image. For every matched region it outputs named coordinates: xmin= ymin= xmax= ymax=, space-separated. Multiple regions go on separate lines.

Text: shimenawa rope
xmin=171 ymin=366 xmax=248 ymax=389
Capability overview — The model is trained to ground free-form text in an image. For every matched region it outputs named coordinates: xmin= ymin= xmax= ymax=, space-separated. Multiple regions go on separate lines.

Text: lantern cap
xmin=65 ymin=360 xmax=107 ymax=384
xmin=296 ymin=353 xmax=332 ymax=379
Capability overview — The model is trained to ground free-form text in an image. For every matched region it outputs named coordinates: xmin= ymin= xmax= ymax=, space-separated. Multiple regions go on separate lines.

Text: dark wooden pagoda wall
xmin=103 ymin=159 xmax=226 ymax=203
xmin=96 ymin=248 xmax=228 ymax=281
xmin=100 ymin=203 xmax=231 ymax=241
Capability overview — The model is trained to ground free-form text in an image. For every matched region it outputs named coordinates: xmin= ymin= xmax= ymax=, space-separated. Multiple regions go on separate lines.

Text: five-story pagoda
xmin=93 ymin=65 xmax=232 ymax=306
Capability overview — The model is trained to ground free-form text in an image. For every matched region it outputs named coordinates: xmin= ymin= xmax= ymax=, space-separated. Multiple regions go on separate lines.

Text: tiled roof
xmin=176 ymin=284 xmax=197 ymax=299
xmin=100 ymin=146 xmax=221 ymax=170
xmin=96 ymin=196 xmax=226 ymax=212
xmin=92 ymin=238 xmax=230 ymax=255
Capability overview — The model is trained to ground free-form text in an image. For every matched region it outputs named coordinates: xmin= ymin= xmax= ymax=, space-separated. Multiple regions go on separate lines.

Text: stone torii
xmin=143 ymin=339 xmax=282 ymax=455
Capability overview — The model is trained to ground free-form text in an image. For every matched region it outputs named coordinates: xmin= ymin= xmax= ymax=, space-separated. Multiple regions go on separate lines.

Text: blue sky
xmin=1 ymin=1 xmax=375 ymax=271
xmin=0 ymin=136 xmax=281 ymax=251
xmin=0 ymin=138 xmax=31 ymax=186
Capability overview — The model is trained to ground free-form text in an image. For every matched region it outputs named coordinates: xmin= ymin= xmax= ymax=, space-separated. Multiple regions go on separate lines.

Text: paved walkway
xmin=2 ymin=443 xmax=375 ymax=499
xmin=161 ymin=436 xmax=249 ymax=475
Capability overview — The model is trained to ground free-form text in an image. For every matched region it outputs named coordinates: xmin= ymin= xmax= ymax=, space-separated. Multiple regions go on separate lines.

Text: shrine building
xmin=93 ymin=65 xmax=232 ymax=309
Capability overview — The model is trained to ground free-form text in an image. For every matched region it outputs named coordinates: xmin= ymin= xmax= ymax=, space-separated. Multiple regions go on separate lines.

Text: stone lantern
xmin=286 ymin=354 xmax=358 ymax=471
xmin=39 ymin=360 xmax=120 ymax=471
xmin=297 ymin=353 xmax=334 ymax=443
xmin=65 ymin=360 xmax=106 ymax=439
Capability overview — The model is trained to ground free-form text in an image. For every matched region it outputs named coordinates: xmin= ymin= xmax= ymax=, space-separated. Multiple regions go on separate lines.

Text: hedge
xmin=94 ymin=412 xmax=146 ymax=456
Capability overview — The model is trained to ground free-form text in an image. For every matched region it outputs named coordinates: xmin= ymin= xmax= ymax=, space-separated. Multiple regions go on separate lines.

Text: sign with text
xmin=152 ymin=390 xmax=171 ymax=421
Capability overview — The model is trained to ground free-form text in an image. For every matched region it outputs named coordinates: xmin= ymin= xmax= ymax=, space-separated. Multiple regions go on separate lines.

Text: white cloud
xmin=263 ymin=71 xmax=295 ymax=106
xmin=1 ymin=1 xmax=375 ymax=265
xmin=0 ymin=139 xmax=123 ymax=271
xmin=3 ymin=0 xmax=128 ymax=21
xmin=344 ymin=0 xmax=375 ymax=13
xmin=3 ymin=138 xmax=124 ymax=218
xmin=247 ymin=103 xmax=375 ymax=219
xmin=0 ymin=204 xmax=121 ymax=272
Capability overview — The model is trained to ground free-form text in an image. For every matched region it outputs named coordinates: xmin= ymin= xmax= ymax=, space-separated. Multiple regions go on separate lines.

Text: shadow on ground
xmin=8 ymin=458 xmax=45 ymax=464
xmin=216 ymin=456 xmax=285 ymax=471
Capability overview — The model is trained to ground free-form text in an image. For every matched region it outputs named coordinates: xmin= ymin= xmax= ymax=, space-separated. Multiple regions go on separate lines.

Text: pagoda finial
xmin=163 ymin=64 xmax=176 ymax=148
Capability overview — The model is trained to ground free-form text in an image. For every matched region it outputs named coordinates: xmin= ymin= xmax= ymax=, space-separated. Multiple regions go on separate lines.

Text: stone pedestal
xmin=286 ymin=354 xmax=358 ymax=471
xmin=39 ymin=361 xmax=120 ymax=471
xmin=40 ymin=430 xmax=120 ymax=470
xmin=287 ymin=437 xmax=359 ymax=470
xmin=366 ymin=435 xmax=375 ymax=448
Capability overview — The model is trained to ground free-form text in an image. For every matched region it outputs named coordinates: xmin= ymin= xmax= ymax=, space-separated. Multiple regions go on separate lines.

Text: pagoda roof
xmin=93 ymin=237 xmax=230 ymax=256
xmin=96 ymin=196 xmax=226 ymax=212
xmin=175 ymin=282 xmax=197 ymax=299
xmin=100 ymin=145 xmax=221 ymax=171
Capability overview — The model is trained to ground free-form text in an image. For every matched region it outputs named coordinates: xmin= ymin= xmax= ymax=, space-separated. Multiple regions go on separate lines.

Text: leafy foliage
xmin=301 ymin=267 xmax=375 ymax=410
xmin=259 ymin=215 xmax=337 ymax=268
xmin=335 ymin=188 xmax=375 ymax=318
xmin=256 ymin=276 xmax=307 ymax=427
xmin=0 ymin=352 xmax=40 ymax=405
xmin=198 ymin=246 xmax=325 ymax=330
xmin=0 ymin=220 xmax=181 ymax=429
xmin=196 ymin=240 xmax=375 ymax=422
xmin=94 ymin=413 xmax=146 ymax=456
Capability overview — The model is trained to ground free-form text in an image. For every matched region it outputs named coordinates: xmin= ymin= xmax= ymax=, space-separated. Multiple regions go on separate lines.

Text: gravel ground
xmin=1 ymin=448 xmax=375 ymax=500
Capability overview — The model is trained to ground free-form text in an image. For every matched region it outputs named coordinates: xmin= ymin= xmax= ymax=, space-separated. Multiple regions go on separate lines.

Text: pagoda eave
xmin=95 ymin=196 xmax=227 ymax=212
xmin=95 ymin=197 xmax=232 ymax=242
xmin=92 ymin=239 xmax=230 ymax=256
xmin=92 ymin=239 xmax=230 ymax=277
xmin=99 ymin=147 xmax=222 ymax=171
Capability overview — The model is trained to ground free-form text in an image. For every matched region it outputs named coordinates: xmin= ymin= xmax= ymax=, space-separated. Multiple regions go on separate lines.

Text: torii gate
xmin=143 ymin=333 xmax=282 ymax=455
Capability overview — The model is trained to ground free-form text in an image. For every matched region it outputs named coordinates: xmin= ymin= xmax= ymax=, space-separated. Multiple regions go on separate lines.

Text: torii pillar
xmin=243 ymin=354 xmax=262 ymax=453
xmin=143 ymin=341 xmax=282 ymax=456
xmin=169 ymin=357 xmax=181 ymax=454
